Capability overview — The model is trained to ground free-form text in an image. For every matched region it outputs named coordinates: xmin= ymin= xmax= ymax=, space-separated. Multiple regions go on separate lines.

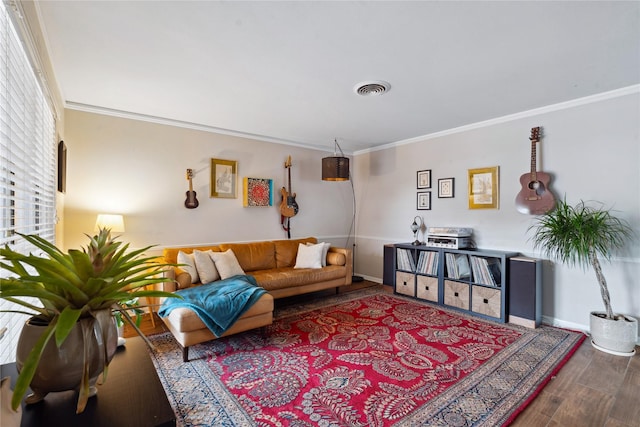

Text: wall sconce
xmin=95 ymin=214 xmax=125 ymax=233
xmin=410 ymin=216 xmax=423 ymax=245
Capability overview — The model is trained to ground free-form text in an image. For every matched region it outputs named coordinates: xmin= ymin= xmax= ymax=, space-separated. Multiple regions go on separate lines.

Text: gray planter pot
xmin=590 ymin=311 xmax=638 ymax=356
xmin=16 ymin=312 xmax=118 ymax=405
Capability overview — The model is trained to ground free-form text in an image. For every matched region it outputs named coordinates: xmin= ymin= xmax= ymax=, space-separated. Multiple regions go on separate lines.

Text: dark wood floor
xmin=127 ymin=281 xmax=640 ymax=427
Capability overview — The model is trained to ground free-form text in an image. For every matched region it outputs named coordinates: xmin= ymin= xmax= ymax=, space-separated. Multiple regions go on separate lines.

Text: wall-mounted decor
xmin=184 ymin=168 xmax=199 ymax=209
xmin=468 ymin=166 xmax=499 ymax=209
xmin=210 ymin=158 xmax=237 ymax=198
xmin=438 ymin=177 xmax=455 ymax=198
xmin=57 ymin=140 xmax=66 ymax=193
xmin=417 ymin=191 xmax=431 ymax=210
xmin=417 ymin=169 xmax=431 ymax=189
xmin=243 ymin=177 xmax=273 ymax=207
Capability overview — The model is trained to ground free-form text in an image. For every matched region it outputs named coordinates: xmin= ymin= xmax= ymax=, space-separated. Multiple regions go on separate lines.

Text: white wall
xmin=63 ymin=90 xmax=639 ymax=339
xmin=63 ymin=110 xmax=354 ymax=253
xmin=353 ymin=90 xmax=640 ymax=336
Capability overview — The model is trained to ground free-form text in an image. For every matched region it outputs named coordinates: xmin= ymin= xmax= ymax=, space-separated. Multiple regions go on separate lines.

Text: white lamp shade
xmin=95 ymin=214 xmax=125 ymax=233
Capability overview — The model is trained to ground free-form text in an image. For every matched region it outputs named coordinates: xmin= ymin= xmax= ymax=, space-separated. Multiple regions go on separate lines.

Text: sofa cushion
xmin=249 ymin=265 xmax=346 ymax=292
xmin=177 ymin=251 xmax=199 ymax=284
xmin=327 ymin=251 xmax=346 ymax=266
xmin=193 ymin=250 xmax=220 ymax=284
xmin=175 ymin=272 xmax=192 ymax=290
xmin=307 ymin=242 xmax=331 ymax=267
xmin=218 ymin=241 xmax=276 ymax=272
xmin=294 ymin=243 xmax=324 ymax=269
xmin=274 ymin=237 xmax=317 ymax=268
xmin=211 ymin=249 xmax=246 ymax=279
xmin=164 ymin=292 xmax=274 ymax=333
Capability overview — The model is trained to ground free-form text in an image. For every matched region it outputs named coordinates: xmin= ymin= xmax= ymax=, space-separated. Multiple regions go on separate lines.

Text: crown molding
xmin=355 ymin=84 xmax=640 ymax=156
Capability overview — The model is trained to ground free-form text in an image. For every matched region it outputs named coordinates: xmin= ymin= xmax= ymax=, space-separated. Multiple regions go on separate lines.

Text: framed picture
xmin=438 ymin=177 xmax=454 ymax=198
xmin=468 ymin=166 xmax=499 ymax=209
xmin=243 ymin=177 xmax=273 ymax=207
xmin=417 ymin=191 xmax=431 ymax=210
xmin=210 ymin=158 xmax=237 ymax=198
xmin=417 ymin=170 xmax=431 ymax=189
xmin=57 ymin=140 xmax=66 ymax=193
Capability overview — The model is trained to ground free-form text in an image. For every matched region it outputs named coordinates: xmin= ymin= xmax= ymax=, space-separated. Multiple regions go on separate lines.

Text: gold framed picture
xmin=210 ymin=158 xmax=237 ymax=198
xmin=468 ymin=166 xmax=499 ymax=209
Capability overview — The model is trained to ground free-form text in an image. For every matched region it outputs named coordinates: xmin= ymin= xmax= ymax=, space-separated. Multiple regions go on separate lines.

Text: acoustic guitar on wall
xmin=515 ymin=127 xmax=556 ymax=215
xmin=184 ymin=168 xmax=199 ymax=209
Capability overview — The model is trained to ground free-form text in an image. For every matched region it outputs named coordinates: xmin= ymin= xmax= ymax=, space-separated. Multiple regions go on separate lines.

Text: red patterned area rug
xmin=147 ymin=287 xmax=585 ymax=427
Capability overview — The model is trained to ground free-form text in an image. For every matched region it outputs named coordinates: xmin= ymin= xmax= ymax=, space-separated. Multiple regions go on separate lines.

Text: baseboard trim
xmin=542 ymin=315 xmax=640 ymax=346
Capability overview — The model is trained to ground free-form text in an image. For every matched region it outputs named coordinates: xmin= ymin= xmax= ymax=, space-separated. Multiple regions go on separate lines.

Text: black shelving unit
xmin=393 ymin=243 xmax=519 ymax=322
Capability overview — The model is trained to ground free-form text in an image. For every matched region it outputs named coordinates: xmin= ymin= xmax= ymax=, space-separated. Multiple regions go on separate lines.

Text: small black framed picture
xmin=438 ymin=177 xmax=455 ymax=198
xmin=417 ymin=170 xmax=431 ymax=189
xmin=417 ymin=191 xmax=431 ymax=210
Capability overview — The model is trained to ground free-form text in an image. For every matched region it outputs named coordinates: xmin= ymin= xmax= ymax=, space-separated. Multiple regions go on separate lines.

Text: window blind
xmin=0 ymin=1 xmax=57 ymax=364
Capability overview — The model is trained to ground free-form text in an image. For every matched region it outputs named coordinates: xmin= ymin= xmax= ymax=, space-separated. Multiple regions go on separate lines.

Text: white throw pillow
xmin=294 ymin=243 xmax=323 ymax=269
xmin=211 ymin=249 xmax=246 ymax=280
xmin=307 ymin=242 xmax=330 ymax=267
xmin=177 ymin=251 xmax=199 ymax=284
xmin=193 ymin=250 xmax=220 ymax=284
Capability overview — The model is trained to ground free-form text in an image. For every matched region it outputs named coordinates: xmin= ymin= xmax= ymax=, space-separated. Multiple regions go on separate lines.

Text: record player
xmin=426 ymin=227 xmax=473 ymax=249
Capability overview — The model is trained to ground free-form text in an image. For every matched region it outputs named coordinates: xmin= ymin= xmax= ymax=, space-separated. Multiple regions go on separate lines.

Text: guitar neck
xmin=530 ymin=140 xmax=538 ymax=179
xmin=187 ymin=169 xmax=194 ymax=191
xmin=288 ymin=166 xmax=292 ymax=193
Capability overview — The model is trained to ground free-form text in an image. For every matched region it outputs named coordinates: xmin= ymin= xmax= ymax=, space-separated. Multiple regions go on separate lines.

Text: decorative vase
xmin=590 ymin=311 xmax=638 ymax=356
xmin=15 ymin=310 xmax=118 ymax=405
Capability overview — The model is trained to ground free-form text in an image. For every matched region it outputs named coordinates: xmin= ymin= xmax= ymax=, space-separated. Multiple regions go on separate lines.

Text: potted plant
xmin=529 ymin=198 xmax=637 ymax=356
xmin=113 ymin=297 xmax=144 ymax=346
xmin=0 ymin=228 xmax=178 ymax=413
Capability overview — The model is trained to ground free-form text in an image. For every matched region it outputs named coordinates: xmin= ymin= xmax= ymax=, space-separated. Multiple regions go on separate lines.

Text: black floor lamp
xmin=322 ymin=139 xmax=364 ymax=283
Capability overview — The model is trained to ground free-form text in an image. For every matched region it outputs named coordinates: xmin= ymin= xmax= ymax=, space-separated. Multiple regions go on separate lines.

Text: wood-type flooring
xmin=126 ymin=280 xmax=640 ymax=427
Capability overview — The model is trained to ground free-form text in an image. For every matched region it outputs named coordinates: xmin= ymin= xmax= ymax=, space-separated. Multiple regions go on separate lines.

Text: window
xmin=0 ymin=1 xmax=57 ymax=364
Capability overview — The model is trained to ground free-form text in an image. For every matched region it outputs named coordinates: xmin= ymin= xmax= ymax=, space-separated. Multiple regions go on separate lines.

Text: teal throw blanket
xmin=158 ymin=275 xmax=267 ymax=337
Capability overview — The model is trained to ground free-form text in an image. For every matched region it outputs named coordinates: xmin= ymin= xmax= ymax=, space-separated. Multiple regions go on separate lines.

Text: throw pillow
xmin=211 ymin=249 xmax=246 ymax=280
xmin=307 ymin=241 xmax=330 ymax=267
xmin=193 ymin=250 xmax=220 ymax=284
xmin=294 ymin=242 xmax=323 ymax=269
xmin=177 ymin=251 xmax=199 ymax=284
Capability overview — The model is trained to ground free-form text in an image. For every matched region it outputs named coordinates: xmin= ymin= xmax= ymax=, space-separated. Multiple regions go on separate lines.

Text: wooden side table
xmin=0 ymin=336 xmax=176 ymax=427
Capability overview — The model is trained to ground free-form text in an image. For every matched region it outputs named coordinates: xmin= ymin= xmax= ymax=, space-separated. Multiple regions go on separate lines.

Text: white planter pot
xmin=590 ymin=311 xmax=638 ymax=356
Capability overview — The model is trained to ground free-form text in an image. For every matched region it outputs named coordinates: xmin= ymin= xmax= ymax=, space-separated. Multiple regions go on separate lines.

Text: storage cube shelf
xmin=392 ymin=243 xmax=519 ymax=322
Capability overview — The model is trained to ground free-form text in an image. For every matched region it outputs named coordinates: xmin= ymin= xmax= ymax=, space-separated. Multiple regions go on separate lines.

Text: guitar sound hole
xmin=528 ymin=180 xmax=547 ymax=196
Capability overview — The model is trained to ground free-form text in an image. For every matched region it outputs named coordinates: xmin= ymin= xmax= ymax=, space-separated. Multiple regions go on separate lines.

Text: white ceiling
xmin=35 ymin=1 xmax=639 ymax=153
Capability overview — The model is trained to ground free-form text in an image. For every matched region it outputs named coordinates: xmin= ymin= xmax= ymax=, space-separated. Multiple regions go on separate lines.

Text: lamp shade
xmin=322 ymin=156 xmax=350 ymax=181
xmin=95 ymin=214 xmax=125 ymax=233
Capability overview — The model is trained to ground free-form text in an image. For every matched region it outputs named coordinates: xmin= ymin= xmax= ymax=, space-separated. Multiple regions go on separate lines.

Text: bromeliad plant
xmin=0 ymin=228 xmax=178 ymax=412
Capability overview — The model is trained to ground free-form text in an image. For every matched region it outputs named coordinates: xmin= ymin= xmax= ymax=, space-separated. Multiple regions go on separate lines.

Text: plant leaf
xmin=56 ymin=307 xmax=83 ymax=347
xmin=11 ymin=318 xmax=57 ymax=411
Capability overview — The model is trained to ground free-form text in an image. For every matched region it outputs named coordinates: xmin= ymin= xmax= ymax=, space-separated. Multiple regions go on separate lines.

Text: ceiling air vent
xmin=354 ymin=80 xmax=391 ymax=96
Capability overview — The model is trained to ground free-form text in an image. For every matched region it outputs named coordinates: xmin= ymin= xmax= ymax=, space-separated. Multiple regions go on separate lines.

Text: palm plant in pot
xmin=529 ymin=198 xmax=637 ymax=356
xmin=0 ymin=228 xmax=178 ymax=413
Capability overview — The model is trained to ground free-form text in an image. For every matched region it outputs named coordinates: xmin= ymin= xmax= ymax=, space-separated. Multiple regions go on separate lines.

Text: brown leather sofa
xmin=155 ymin=237 xmax=352 ymax=361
